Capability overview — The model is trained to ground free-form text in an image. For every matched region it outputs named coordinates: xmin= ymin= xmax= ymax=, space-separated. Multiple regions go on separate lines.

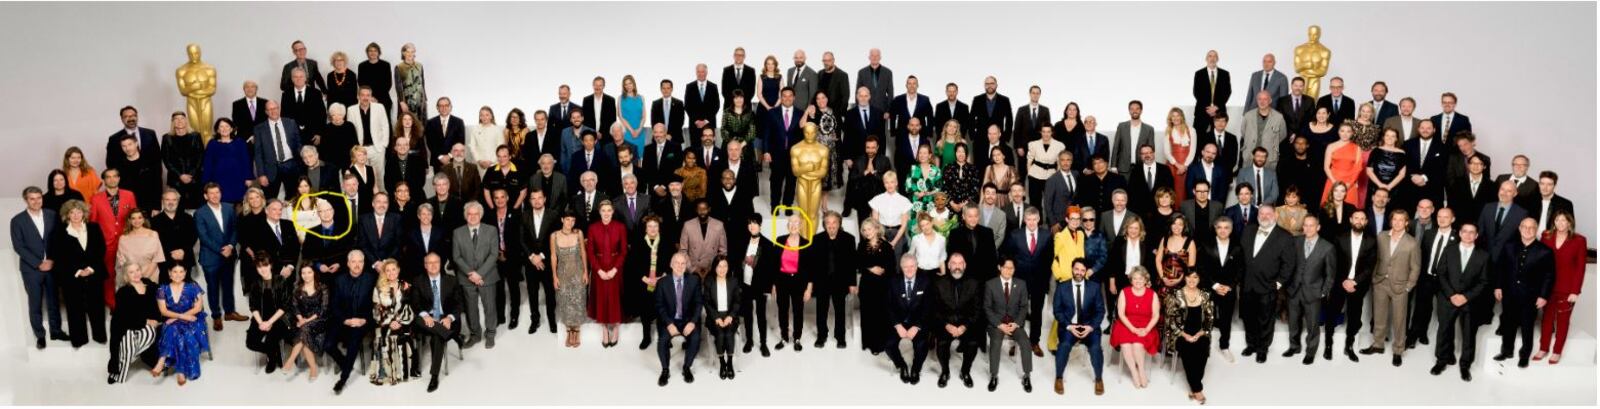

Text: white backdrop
xmin=0 ymin=1 xmax=1594 ymax=238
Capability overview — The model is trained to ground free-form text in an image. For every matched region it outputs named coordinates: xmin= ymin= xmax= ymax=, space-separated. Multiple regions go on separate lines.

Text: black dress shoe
xmin=775 ymin=340 xmax=787 ymax=350
xmin=1282 ymin=347 xmax=1300 ymax=358
xmin=1022 ymin=377 xmax=1032 ymax=393
xmin=1346 ymin=349 xmax=1360 ymax=362
xmin=35 ymin=338 xmax=44 ymax=350
xmin=987 ymin=377 xmax=998 ymax=391
xmin=909 ymin=374 xmax=921 ymax=385
xmin=760 ymin=345 xmax=771 ymax=357
xmin=683 ymin=368 xmax=695 ymax=383
xmin=465 ymin=335 xmax=481 ymax=348
xmin=1405 ymin=341 xmax=1417 ymax=350
xmin=50 ymin=333 xmax=69 ymax=341
xmin=743 ymin=341 xmax=754 ymax=354
xmin=548 ymin=324 xmax=558 ymax=334
xmin=1255 ymin=353 xmax=1267 ymax=363
xmin=961 ymin=373 xmax=974 ymax=388
xmin=1392 ymin=355 xmax=1403 ymax=367
xmin=508 ymin=318 xmax=519 ymax=330
xmin=1429 ymin=362 xmax=1446 ymax=375
xmin=265 ymin=364 xmax=277 ymax=374
xmin=333 ymin=379 xmax=347 ymax=394
xmin=898 ymin=367 xmax=910 ymax=383
xmin=658 ymin=370 xmax=670 ymax=387
xmin=1493 ymin=351 xmax=1514 ymax=361
xmin=794 ymin=342 xmax=803 ymax=352
xmin=1460 ymin=368 xmax=1472 ymax=382
xmin=428 ymin=377 xmax=439 ymax=392
xmin=837 ymin=339 xmax=847 ymax=349
xmin=1241 ymin=348 xmax=1256 ymax=357
xmin=1302 ymin=354 xmax=1315 ymax=365
xmin=1418 ymin=336 xmax=1430 ymax=345
xmin=1518 ymin=358 xmax=1530 ymax=368
xmin=1359 ymin=346 xmax=1383 ymax=355
xmin=937 ymin=373 xmax=949 ymax=388
xmin=1322 ymin=347 xmax=1333 ymax=360
xmin=814 ymin=338 xmax=826 ymax=349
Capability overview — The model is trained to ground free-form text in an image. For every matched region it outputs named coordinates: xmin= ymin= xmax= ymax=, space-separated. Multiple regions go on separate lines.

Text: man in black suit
xmin=764 ymin=88 xmax=802 ymax=213
xmin=948 ymin=207 xmax=999 ymax=283
xmin=1336 ymin=211 xmax=1378 ymax=362
xmin=249 ymin=199 xmax=300 ymax=281
xmin=887 ymin=255 xmax=933 ymax=384
xmin=570 ymin=172 xmax=606 ymax=227
xmin=1192 ymin=50 xmax=1232 ymax=134
xmin=232 ymin=81 xmax=269 ymax=140
xmin=641 ymin=125 xmax=683 ymax=197
xmin=844 ymin=137 xmax=890 ymax=220
xmin=1000 ymin=207 xmax=1052 ymax=356
xmin=1239 ymin=205 xmax=1297 ymax=363
xmin=711 ymin=139 xmax=760 ymax=196
xmin=1276 ymin=77 xmax=1316 ymax=137
xmin=1015 ymin=86 xmax=1052 ymax=145
xmin=685 ymin=64 xmax=721 ymax=139
xmin=583 ymin=77 xmax=619 ymax=137
xmin=303 ymin=200 xmax=355 ymax=281
xmin=893 ymin=118 xmax=931 ymax=184
xmin=930 ymin=253 xmax=983 ymax=388
xmin=426 ymin=175 xmax=467 ymax=234
xmin=107 ymin=106 xmax=162 ymax=170
xmin=281 ymin=68 xmax=327 ymax=139
xmin=1197 ymin=115 xmax=1241 ymax=175
xmin=411 ymin=253 xmax=463 ymax=392
xmin=1185 ymin=144 xmax=1232 ymax=205
xmin=1072 ymin=117 xmax=1112 ymax=174
xmin=519 ymin=189 xmax=559 ymax=333
xmin=485 ymin=189 xmax=524 ymax=330
xmin=525 ymin=111 xmax=562 ymax=168
xmin=1408 ymin=207 xmax=1455 ymax=348
xmin=327 ymin=251 xmax=375 ymax=394
xmin=568 ymin=130 xmax=615 ymax=198
xmin=845 ymin=86 xmax=886 ymax=164
xmin=1473 ymin=181 xmax=1528 ymax=328
xmin=424 ymin=97 xmax=465 ymax=172
xmin=816 ymin=53 xmax=851 ymax=116
xmin=689 ymin=127 xmax=723 ymax=169
xmin=1494 ymin=155 xmax=1539 ymax=206
xmin=1316 ymin=77 xmax=1356 ymax=124
xmin=932 ymin=83 xmax=971 ymax=140
xmin=1368 ymin=81 xmax=1399 ymax=127
xmin=1431 ymin=223 xmax=1488 ymax=382
xmin=721 ymin=48 xmax=757 ymax=110
xmin=1181 ymin=180 xmax=1224 ymax=243
xmin=279 ymin=40 xmax=325 ymax=92
xmin=1200 ymin=217 xmax=1244 ymax=355
xmin=651 ymin=79 xmax=687 ymax=145
xmin=356 ymin=192 xmax=402 ymax=270
xmin=806 ymin=212 xmax=857 ymax=349
xmin=548 ymin=85 xmax=579 ymax=133
xmin=891 ymin=76 xmax=934 ymax=142
xmin=971 ymin=76 xmax=1014 ymax=149
xmin=335 ymin=174 xmax=372 ymax=224
xmin=1492 ymin=218 xmax=1555 ymax=368
xmin=1430 ymin=92 xmax=1472 ymax=143
xmin=1126 ymin=145 xmax=1172 ymax=215
xmin=1403 ymin=121 xmax=1449 ymax=209
xmin=1081 ymin=156 xmax=1127 ymax=212
xmin=404 ymin=202 xmax=450 ymax=280
xmin=655 ymin=253 xmax=703 ymax=386
xmin=1528 ymin=171 xmax=1574 ymax=233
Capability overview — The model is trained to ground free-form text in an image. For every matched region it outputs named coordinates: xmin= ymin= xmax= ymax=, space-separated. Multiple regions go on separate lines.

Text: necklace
xmin=332 ymin=71 xmax=348 ymax=86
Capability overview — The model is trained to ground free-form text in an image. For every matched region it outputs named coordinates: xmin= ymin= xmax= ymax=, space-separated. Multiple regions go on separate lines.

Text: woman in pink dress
xmin=585 ymin=200 xmax=628 ymax=347
xmin=1113 ymin=266 xmax=1162 ymax=388
xmin=1160 ymin=108 xmax=1196 ymax=205
xmin=1322 ymin=121 xmax=1368 ymax=209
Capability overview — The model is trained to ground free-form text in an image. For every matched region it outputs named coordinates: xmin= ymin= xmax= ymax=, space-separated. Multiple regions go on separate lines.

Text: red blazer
xmin=586 ymin=220 xmax=628 ymax=273
xmin=1542 ymin=232 xmax=1587 ymax=295
xmin=88 ymin=189 xmax=136 ymax=241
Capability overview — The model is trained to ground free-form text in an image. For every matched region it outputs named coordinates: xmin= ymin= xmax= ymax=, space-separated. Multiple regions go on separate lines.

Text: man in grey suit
xmin=786 ymin=49 xmax=819 ymax=113
xmin=1284 ymin=215 xmax=1337 ymax=365
xmin=1382 ymin=97 xmax=1424 ymax=140
xmin=1040 ymin=151 xmax=1079 ymax=228
xmin=857 ymin=48 xmax=894 ymax=125
xmin=1239 ymin=91 xmax=1288 ymax=169
xmin=1366 ymin=211 xmax=1420 ymax=366
xmin=252 ymin=101 xmax=303 ymax=200
xmin=1244 ymin=53 xmax=1289 ymax=111
xmin=12 ymin=187 xmax=64 ymax=349
xmin=978 ymin=185 xmax=1009 ymax=244
xmin=452 ymin=202 xmax=500 ymax=348
xmin=1234 ymin=147 xmax=1280 ymax=206
xmin=1110 ymin=100 xmax=1155 ymax=177
xmin=985 ymin=258 xmax=1033 ymax=392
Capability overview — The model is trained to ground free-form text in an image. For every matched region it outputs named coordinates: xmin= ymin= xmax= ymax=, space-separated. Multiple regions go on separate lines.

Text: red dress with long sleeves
xmin=585 ymin=220 xmax=628 ymax=324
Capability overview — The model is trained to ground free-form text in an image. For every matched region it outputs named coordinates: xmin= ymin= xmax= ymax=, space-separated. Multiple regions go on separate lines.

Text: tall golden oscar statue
xmin=176 ymin=43 xmax=217 ymax=143
xmin=1294 ymin=25 xmax=1331 ymax=99
xmin=790 ymin=122 xmax=830 ymax=237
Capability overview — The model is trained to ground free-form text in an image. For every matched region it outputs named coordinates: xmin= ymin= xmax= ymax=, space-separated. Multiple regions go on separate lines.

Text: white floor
xmin=3 ymin=187 xmax=1596 ymax=405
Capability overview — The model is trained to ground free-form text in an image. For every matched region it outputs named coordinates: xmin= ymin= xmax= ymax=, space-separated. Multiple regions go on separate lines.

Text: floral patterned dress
xmin=905 ymin=163 xmax=943 ymax=214
xmin=292 ymin=285 xmax=328 ymax=353
xmin=369 ymin=284 xmax=415 ymax=385
xmin=158 ymin=282 xmax=210 ymax=380
xmin=812 ymin=110 xmax=842 ymax=190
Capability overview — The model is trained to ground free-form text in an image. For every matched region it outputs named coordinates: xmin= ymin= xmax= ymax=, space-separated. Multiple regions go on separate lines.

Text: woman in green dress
xmin=904 ymin=144 xmax=942 ymax=231
xmin=393 ymin=43 xmax=427 ymax=119
xmin=721 ymin=90 xmax=758 ymax=164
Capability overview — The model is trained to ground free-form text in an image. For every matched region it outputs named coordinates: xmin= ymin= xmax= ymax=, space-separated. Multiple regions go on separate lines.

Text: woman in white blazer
xmin=468 ymin=106 xmax=504 ymax=174
xmin=347 ymin=88 xmax=391 ymax=185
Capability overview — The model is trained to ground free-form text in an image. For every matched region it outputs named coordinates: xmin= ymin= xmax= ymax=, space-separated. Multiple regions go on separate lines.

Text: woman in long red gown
xmin=585 ymin=200 xmax=628 ymax=347
xmin=1322 ymin=121 xmax=1368 ymax=209
xmin=1161 ymin=108 xmax=1196 ymax=204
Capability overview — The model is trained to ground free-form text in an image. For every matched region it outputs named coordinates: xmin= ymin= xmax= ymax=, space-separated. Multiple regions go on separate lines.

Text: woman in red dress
xmin=1160 ymin=108 xmax=1196 ymax=205
xmin=1322 ymin=122 xmax=1368 ymax=209
xmin=585 ymin=200 xmax=628 ymax=347
xmin=1537 ymin=210 xmax=1586 ymax=364
xmin=1113 ymin=266 xmax=1161 ymax=388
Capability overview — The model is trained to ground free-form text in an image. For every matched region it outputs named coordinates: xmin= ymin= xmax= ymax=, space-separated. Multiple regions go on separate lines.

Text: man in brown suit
xmin=1365 ymin=210 xmax=1420 ymax=367
xmin=444 ymin=143 xmax=482 ymax=202
xmin=678 ymin=200 xmax=727 ymax=273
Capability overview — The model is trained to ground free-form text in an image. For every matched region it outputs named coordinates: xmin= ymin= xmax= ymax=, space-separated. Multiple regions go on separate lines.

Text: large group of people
xmin=9 ymin=41 xmax=1589 ymax=403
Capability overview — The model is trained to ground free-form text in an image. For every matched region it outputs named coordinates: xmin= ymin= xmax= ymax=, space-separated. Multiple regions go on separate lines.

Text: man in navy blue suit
xmin=845 ymin=86 xmax=885 ymax=165
xmin=1430 ymin=92 xmax=1472 ymax=143
xmin=567 ymin=129 xmax=613 ymax=197
xmin=11 ymin=187 xmax=63 ymax=349
xmin=1186 ymin=144 xmax=1232 ymax=204
xmin=1002 ymin=207 xmax=1053 ymax=356
xmin=1053 ymin=258 xmax=1106 ymax=395
xmin=655 ymin=253 xmax=703 ymax=387
xmin=763 ymin=87 xmax=801 ymax=214
xmin=886 ymin=254 xmax=932 ymax=384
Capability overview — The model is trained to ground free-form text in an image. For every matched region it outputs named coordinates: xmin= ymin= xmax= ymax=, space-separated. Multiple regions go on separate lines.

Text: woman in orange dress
xmin=1321 ymin=121 xmax=1368 ymax=209
xmin=1160 ymin=108 xmax=1196 ymax=205
xmin=585 ymin=200 xmax=628 ymax=347
xmin=63 ymin=147 xmax=102 ymax=200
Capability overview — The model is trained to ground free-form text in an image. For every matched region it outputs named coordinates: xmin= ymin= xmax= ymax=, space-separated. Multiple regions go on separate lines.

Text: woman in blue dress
xmin=201 ymin=118 xmax=251 ymax=204
xmin=153 ymin=265 xmax=209 ymax=386
xmin=619 ymin=75 xmax=646 ymax=157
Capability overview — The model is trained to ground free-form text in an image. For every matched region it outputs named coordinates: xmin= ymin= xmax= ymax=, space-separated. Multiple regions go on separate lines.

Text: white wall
xmin=0 ymin=1 xmax=1593 ymax=238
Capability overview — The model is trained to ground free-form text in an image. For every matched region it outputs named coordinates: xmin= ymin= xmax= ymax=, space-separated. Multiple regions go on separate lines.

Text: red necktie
xmin=1028 ymin=232 xmax=1037 ymax=253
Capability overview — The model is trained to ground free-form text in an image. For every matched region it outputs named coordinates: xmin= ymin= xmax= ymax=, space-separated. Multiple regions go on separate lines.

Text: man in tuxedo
xmin=1492 ymin=218 xmax=1555 ymax=368
xmin=525 ymin=110 xmax=561 ymax=167
xmin=1127 ymin=145 xmax=1171 ymax=215
xmin=886 ymin=255 xmax=932 ymax=385
xmin=1001 ymin=208 xmax=1052 ymax=356
xmin=1363 ymin=211 xmax=1419 ymax=366
xmin=548 ymin=84 xmax=579 ymax=134
xmin=845 ymin=86 xmax=885 ymax=164
xmin=845 ymin=137 xmax=890 ymax=220
xmin=1283 ymin=215 xmax=1336 ymax=365
xmin=655 ymin=253 xmax=704 ymax=386
xmin=232 ymin=81 xmax=268 ymax=140
xmin=930 ymin=253 xmax=982 ymax=388
xmin=708 ymin=169 xmax=755 ymax=225
xmin=253 ymin=102 xmax=301 ymax=199
xmin=107 ymin=106 xmax=162 ymax=170
xmin=425 ymin=97 xmax=466 ymax=172
xmin=452 ymin=203 xmax=500 ymax=349
xmin=1275 ymin=77 xmax=1316 ymax=139
xmin=685 ymin=64 xmax=721 ymax=139
xmin=891 ymin=76 xmax=933 ymax=142
xmin=1014 ymin=86 xmax=1052 ymax=146
xmin=327 ymin=250 xmax=375 ymax=394
xmin=785 ymin=50 xmax=818 ymax=112
xmin=427 ymin=175 xmax=467 ymax=234
xmin=519 ymin=189 xmax=559 ymax=333
xmin=1111 ymin=100 xmax=1156 ymax=177
xmin=583 ymin=77 xmax=619 ymax=137
xmin=1072 ymin=117 xmax=1111 ymax=174
xmin=764 ymin=88 xmax=802 ymax=213
xmin=1408 ymin=207 xmax=1456 ymax=348
xmin=411 ymin=252 xmax=463 ymax=392
xmin=815 ymin=53 xmax=850 ymax=115
xmin=1181 ymin=181 xmax=1225 ymax=243
xmin=971 ymin=76 xmax=1015 ymax=152
xmin=357 ymin=192 xmax=401 ymax=273
xmin=1040 ymin=151 xmax=1080 ymax=228
xmin=690 ymin=128 xmax=723 ymax=170
xmin=1245 ymin=53 xmax=1289 ymax=111
xmin=1240 ymin=91 xmax=1287 ymax=169
xmin=1473 ymin=181 xmax=1527 ymax=328
xmin=722 ymin=47 xmax=756 ymax=110
xmin=1053 ymin=258 xmax=1105 ymax=395
xmin=1081 ymin=156 xmax=1126 ymax=212
xmin=1368 ymin=82 xmax=1399 ymax=126
xmin=1383 ymin=97 xmax=1424 ymax=140
xmin=1317 ymin=77 xmax=1356 ymax=124
xmin=1493 ymin=155 xmax=1539 ymax=206
xmin=281 ymin=68 xmax=327 ymax=138
xmin=642 ymin=124 xmax=683 ymax=197
xmin=1430 ymin=92 xmax=1472 ymax=143
xmin=12 ymin=187 xmax=62 ymax=348
xmin=985 ymin=258 xmax=1033 ymax=392
xmin=651 ymin=79 xmax=686 ymax=145
xmin=1192 ymin=50 xmax=1232 ymax=134
xmin=1236 ymin=148 xmax=1279 ymax=207
xmin=1529 ymin=171 xmax=1573 ymax=233
xmin=571 ymin=172 xmax=606 ymax=227
xmin=1186 ymin=144 xmax=1232 ymax=204
xmin=856 ymin=48 xmax=894 ymax=125
xmin=1240 ymin=205 xmax=1297 ymax=363
xmin=1431 ymin=223 xmax=1488 ymax=382
xmin=1201 ymin=218 xmax=1243 ymax=356
xmin=1404 ymin=121 xmax=1448 ymax=207
xmin=932 ymin=82 xmax=970 ymax=140
xmin=279 ymin=40 xmax=325 ymax=92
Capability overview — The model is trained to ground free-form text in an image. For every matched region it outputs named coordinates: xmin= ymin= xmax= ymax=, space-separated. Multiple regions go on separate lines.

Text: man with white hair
xmin=453 ymin=201 xmax=501 ymax=349
xmin=281 ymin=66 xmax=327 ymax=137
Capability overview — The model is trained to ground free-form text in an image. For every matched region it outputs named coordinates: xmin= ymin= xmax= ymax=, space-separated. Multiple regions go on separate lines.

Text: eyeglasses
xmin=1083 ymin=218 xmax=1097 ymax=222
xmin=1195 ymin=190 xmax=1210 ymax=194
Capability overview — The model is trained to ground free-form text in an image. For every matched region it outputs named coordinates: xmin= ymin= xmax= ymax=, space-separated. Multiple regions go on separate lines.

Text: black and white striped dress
xmin=111 ymin=325 xmax=157 ymax=383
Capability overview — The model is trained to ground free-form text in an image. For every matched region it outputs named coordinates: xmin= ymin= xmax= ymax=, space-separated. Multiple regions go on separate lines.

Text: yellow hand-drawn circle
xmin=768 ymin=205 xmax=814 ymax=251
xmin=288 ymin=191 xmax=355 ymax=240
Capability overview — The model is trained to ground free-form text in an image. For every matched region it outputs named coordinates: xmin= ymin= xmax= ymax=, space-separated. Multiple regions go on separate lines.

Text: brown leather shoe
xmin=1054 ymin=378 xmax=1064 ymax=395
xmin=1094 ymin=380 xmax=1105 ymax=395
xmin=1032 ymin=345 xmax=1044 ymax=357
xmin=212 ymin=318 xmax=223 ymax=331
xmin=224 ymin=312 xmax=250 ymax=322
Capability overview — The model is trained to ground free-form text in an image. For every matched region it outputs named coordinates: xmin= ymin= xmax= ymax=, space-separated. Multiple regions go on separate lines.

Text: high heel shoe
xmin=1549 ymin=354 xmax=1562 ymax=365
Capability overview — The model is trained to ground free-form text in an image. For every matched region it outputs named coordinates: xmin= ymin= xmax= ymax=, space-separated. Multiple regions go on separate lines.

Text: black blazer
xmin=410 ymin=273 xmax=464 ymax=321
xmin=402 ymin=224 xmax=451 ymax=279
xmin=655 ymin=273 xmax=704 ymax=324
xmin=707 ymin=187 xmax=756 ymax=225
xmin=1013 ymin=104 xmax=1052 ymax=146
xmin=932 ymin=99 xmax=970 ymax=139
xmin=582 ymin=94 xmax=619 ymax=136
xmin=1103 ymin=236 xmax=1155 ymax=289
xmin=384 ymin=150 xmax=429 ymax=195
xmin=970 ymin=94 xmax=1015 ymax=147
xmin=1198 ymin=237 xmax=1244 ymax=290
xmin=702 ymin=275 xmax=743 ymax=320
xmin=1429 ymin=113 xmax=1473 ymax=141
xmin=803 ymin=231 xmax=858 ymax=291
xmin=888 ymin=274 xmax=931 ymax=329
xmin=890 ymin=94 xmax=933 ymax=139
xmin=300 ymin=224 xmax=354 ymax=272
xmin=1002 ymin=226 xmax=1054 ymax=291
xmin=710 ymin=157 xmax=761 ymax=194
xmin=1446 ymin=177 xmax=1495 ymax=225
xmin=548 ymin=101 xmax=580 ymax=132
xmin=281 ymin=87 xmax=327 ymax=138
xmin=1195 ymin=131 xmax=1241 ymax=172
xmin=231 ymin=97 xmax=269 ymax=139
xmin=641 ymin=141 xmax=684 ymax=193
xmin=929 ymin=274 xmax=982 ymax=329
xmin=280 ymin=59 xmax=325 ymax=92
xmin=1192 ymin=68 xmax=1233 ymax=113
xmin=844 ymin=106 xmax=885 ymax=160
xmin=1403 ymin=136 xmax=1450 ymax=204
xmin=1239 ymin=224 xmax=1297 ymax=294
xmin=684 ymin=81 xmax=721 ymax=132
xmin=1317 ymin=94 xmax=1357 ymax=124
xmin=1495 ymin=240 xmax=1555 ymax=300
xmin=1071 ymin=132 xmax=1113 ymax=172
xmin=524 ymin=129 xmax=563 ymax=166
xmin=248 ymin=218 xmax=301 ymax=271
xmin=357 ymin=212 xmax=403 ymax=264
xmin=946 ymin=224 xmax=997 ymax=281
xmin=1420 ymin=226 xmax=1457 ymax=276
xmin=1126 ymin=163 xmax=1175 ymax=215
xmin=1476 ymin=202 xmax=1527 ymax=262
xmin=569 ymin=189 xmax=608 ymax=228
xmin=517 ymin=207 xmax=559 ymax=268
xmin=721 ymin=64 xmax=757 ymax=107
xmin=1336 ymin=231 xmax=1379 ymax=287
xmin=1275 ymin=94 xmax=1315 ymax=134
xmin=728 ymin=229 xmax=775 ymax=289
xmin=1437 ymin=245 xmax=1488 ymax=301
xmin=48 ymin=222 xmax=107 ymax=285
xmin=650 ymin=97 xmax=687 ymax=143
xmin=423 ymin=115 xmax=466 ymax=168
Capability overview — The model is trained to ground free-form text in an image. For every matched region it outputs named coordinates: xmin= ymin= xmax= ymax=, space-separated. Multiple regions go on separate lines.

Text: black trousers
xmin=326 ymin=324 xmax=367 ymax=382
xmin=1027 ymin=177 xmax=1048 ymax=209
xmin=709 ymin=317 xmax=740 ymax=356
xmin=1499 ymin=295 xmax=1539 ymax=359
xmin=657 ymin=320 xmax=701 ymax=371
xmin=885 ymin=331 xmax=931 ymax=372
xmin=62 ymin=278 xmax=107 ymax=346
xmin=494 ymin=260 xmax=522 ymax=324
xmin=415 ymin=320 xmax=460 ymax=378
xmin=814 ymin=286 xmax=848 ymax=343
xmin=1406 ymin=274 xmax=1439 ymax=343
xmin=245 ymin=324 xmax=287 ymax=368
xmin=741 ymin=286 xmax=769 ymax=346
xmin=525 ymin=262 xmax=557 ymax=328
xmin=769 ymin=167 xmax=796 ymax=211
xmin=1324 ymin=284 xmax=1367 ymax=348
xmin=1240 ymin=290 xmax=1276 ymax=353
xmin=773 ymin=273 xmax=806 ymax=341
xmin=1434 ymin=301 xmax=1476 ymax=365
xmin=1213 ymin=289 xmax=1238 ymax=349
xmin=1177 ymin=337 xmax=1210 ymax=392
xmin=934 ymin=330 xmax=980 ymax=375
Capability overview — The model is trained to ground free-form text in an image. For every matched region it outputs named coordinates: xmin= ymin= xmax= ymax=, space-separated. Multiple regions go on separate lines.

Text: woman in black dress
xmin=1164 ymin=270 xmax=1214 ymax=404
xmin=727 ymin=215 xmax=773 ymax=356
xmin=161 ymin=113 xmax=204 ymax=209
xmin=284 ymin=264 xmax=327 ymax=380
xmin=856 ymin=218 xmax=897 ymax=355
xmin=322 ymin=105 xmax=359 ymax=170
xmin=624 ymin=216 xmax=674 ymax=350
xmin=245 ymin=257 xmax=290 ymax=373
xmin=940 ymin=143 xmax=980 ymax=209
xmin=1365 ymin=128 xmax=1409 ymax=210
xmin=43 ymin=170 xmax=83 ymax=213
xmin=325 ymin=52 xmax=359 ymax=107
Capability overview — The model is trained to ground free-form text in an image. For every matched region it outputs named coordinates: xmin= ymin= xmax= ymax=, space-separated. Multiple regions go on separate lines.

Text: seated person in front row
xmin=1054 ymin=258 xmax=1106 ymax=396
xmin=985 ymin=257 xmax=1033 ymax=392
xmin=887 ymin=254 xmax=932 ymax=385
xmin=327 ymin=250 xmax=376 ymax=394
xmin=108 ymin=264 xmax=160 ymax=384
xmin=411 ymin=252 xmax=464 ymax=393
xmin=656 ymin=252 xmax=703 ymax=387
xmin=152 ymin=265 xmax=211 ymax=386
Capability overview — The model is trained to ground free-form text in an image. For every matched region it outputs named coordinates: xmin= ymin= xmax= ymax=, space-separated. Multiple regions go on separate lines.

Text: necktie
xmin=1333 ymin=98 xmax=1340 ymax=112
xmin=249 ymin=99 xmax=256 ymax=120
xmin=1431 ymin=236 xmax=1447 ymax=275
xmin=905 ymin=279 xmax=913 ymax=299
xmin=1073 ymin=283 xmax=1083 ymax=324
xmin=297 ymin=90 xmax=303 ymax=103
xmin=1443 ymin=115 xmax=1452 ymax=134
xmin=1031 ymin=106 xmax=1037 ymax=121
xmin=1146 ymin=166 xmax=1154 ymax=186
xmin=735 ymin=67 xmax=741 ymax=83
xmin=431 ymin=278 xmax=443 ymax=317
xmin=1293 ymin=96 xmax=1300 ymax=111
xmin=1065 ymin=173 xmax=1075 ymax=195
xmin=1255 ymin=170 xmax=1264 ymax=205
xmin=1305 ymin=239 xmax=1315 ymax=257
xmin=1495 ymin=206 xmax=1506 ymax=226
xmin=1028 ymin=231 xmax=1037 ymax=253
xmin=783 ymin=109 xmax=792 ymax=129
xmin=560 ymin=104 xmax=567 ymax=119
xmin=674 ymin=277 xmax=684 ymax=319
xmin=1243 ymin=206 xmax=1250 ymax=222
xmin=628 ymin=196 xmax=636 ymax=217
xmin=1261 ymin=71 xmax=1269 ymax=92
xmin=1087 ymin=136 xmax=1094 ymax=154
xmin=986 ymin=98 xmax=995 ymax=115
xmin=699 ymin=82 xmax=705 ymax=99
xmin=274 ymin=122 xmax=290 ymax=162
xmin=471 ymin=228 xmax=478 ymax=243
xmin=1004 ymin=282 xmax=1011 ymax=300
xmin=272 ymin=223 xmax=282 ymax=244
xmin=862 ymin=109 xmax=868 ymax=128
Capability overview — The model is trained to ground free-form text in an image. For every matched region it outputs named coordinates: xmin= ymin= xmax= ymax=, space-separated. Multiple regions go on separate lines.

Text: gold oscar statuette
xmin=790 ymin=122 xmax=830 ymax=237
xmin=1294 ymin=25 xmax=1331 ymax=99
xmin=176 ymin=43 xmax=218 ymax=143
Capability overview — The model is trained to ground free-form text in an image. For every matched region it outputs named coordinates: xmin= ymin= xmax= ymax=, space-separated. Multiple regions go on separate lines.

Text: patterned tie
xmin=674 ymin=277 xmax=684 ymax=319
xmin=431 ymin=278 xmax=443 ymax=317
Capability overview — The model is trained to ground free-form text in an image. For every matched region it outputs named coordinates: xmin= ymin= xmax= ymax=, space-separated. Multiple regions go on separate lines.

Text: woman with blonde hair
xmin=468 ymin=106 xmax=502 ymax=171
xmin=368 ymin=259 xmax=414 ymax=385
xmin=325 ymin=51 xmax=358 ymax=107
xmin=1159 ymin=108 xmax=1195 ymax=204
